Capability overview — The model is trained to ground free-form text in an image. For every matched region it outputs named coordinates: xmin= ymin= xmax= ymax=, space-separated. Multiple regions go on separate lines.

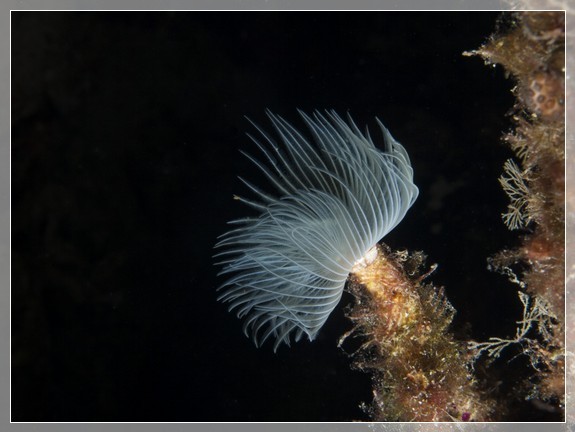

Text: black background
xmin=12 ymin=11 xmax=546 ymax=422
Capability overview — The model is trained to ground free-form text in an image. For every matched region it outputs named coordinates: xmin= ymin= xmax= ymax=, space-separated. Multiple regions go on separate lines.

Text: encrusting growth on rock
xmin=465 ymin=11 xmax=565 ymax=416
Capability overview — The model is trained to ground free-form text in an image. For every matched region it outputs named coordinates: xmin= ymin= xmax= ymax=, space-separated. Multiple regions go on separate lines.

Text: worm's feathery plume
xmin=215 ymin=110 xmax=418 ymax=351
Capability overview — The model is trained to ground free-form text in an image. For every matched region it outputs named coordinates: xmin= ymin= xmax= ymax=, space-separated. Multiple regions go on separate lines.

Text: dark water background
xmin=13 ymin=11 xmax=554 ymax=422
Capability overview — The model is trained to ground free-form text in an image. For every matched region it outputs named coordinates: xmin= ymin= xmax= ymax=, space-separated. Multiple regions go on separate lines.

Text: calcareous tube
xmin=214 ymin=110 xmax=418 ymax=351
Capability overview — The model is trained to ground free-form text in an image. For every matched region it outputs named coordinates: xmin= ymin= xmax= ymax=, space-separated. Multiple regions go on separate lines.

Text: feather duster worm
xmin=215 ymin=110 xmax=418 ymax=351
